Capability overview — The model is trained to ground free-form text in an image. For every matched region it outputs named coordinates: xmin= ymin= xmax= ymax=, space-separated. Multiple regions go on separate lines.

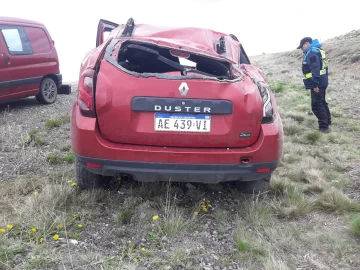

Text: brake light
xmin=77 ymin=69 xmax=96 ymax=117
xmin=256 ymin=81 xmax=274 ymax=124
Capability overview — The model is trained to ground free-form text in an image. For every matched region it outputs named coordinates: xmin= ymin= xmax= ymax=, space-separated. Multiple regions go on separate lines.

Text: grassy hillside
xmin=0 ymin=30 xmax=359 ymax=270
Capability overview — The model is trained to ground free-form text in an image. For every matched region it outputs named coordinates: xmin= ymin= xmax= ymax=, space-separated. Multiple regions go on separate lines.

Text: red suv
xmin=71 ymin=18 xmax=283 ymax=193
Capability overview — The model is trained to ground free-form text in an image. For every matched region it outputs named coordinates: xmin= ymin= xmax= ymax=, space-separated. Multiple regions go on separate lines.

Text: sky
xmin=1 ymin=0 xmax=359 ymax=82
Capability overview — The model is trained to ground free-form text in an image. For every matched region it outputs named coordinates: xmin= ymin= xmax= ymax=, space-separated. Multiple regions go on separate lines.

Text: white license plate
xmin=154 ymin=113 xmax=211 ymax=132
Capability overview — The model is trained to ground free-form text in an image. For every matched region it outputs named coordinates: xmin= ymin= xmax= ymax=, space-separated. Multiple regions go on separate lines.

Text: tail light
xmin=257 ymin=81 xmax=274 ymax=124
xmin=77 ymin=68 xmax=96 ymax=118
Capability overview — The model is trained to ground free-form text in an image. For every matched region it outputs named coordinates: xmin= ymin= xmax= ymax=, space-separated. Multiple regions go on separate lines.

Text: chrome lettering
xmin=153 ymin=105 xmax=212 ymax=113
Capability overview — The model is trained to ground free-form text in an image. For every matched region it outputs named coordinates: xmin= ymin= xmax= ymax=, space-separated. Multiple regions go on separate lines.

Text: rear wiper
xmin=126 ymin=44 xmax=225 ymax=78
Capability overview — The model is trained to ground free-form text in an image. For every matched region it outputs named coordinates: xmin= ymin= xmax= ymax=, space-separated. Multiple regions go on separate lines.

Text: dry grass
xmin=1 ymin=31 xmax=360 ymax=268
xmin=1 ymin=79 xmax=360 ymax=269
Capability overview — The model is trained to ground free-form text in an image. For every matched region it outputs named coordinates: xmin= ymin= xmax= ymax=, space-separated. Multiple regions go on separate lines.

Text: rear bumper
xmin=71 ymin=103 xmax=283 ymax=183
xmin=77 ymin=154 xmax=279 ymax=183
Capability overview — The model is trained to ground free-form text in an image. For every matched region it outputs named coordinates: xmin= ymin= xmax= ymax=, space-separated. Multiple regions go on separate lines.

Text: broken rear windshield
xmin=116 ymin=41 xmax=235 ymax=80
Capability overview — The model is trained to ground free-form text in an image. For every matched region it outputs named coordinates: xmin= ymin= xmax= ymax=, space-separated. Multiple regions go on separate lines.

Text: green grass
xmin=45 ymin=119 xmax=62 ymax=129
xmin=305 ymin=130 xmax=322 ymax=144
xmin=46 ymin=152 xmax=75 ymax=165
xmin=350 ymin=214 xmax=360 ymax=237
xmin=270 ymin=81 xmax=286 ymax=93
xmin=62 ymin=152 xmax=75 ymax=164
xmin=0 ymin=244 xmax=26 ymax=268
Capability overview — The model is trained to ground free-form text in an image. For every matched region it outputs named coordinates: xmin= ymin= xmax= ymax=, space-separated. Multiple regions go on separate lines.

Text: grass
xmin=350 ymin=214 xmax=360 ymax=237
xmin=45 ymin=119 xmax=62 ymax=129
xmin=23 ymin=130 xmax=46 ymax=147
xmin=314 ymin=188 xmax=360 ymax=213
xmin=153 ymin=184 xmax=192 ymax=238
xmin=46 ymin=151 xmax=75 ymax=165
xmin=45 ymin=114 xmax=70 ymax=129
xmin=270 ymin=81 xmax=286 ymax=93
xmin=0 ymin=74 xmax=360 ymax=268
xmin=116 ymin=197 xmax=140 ymax=225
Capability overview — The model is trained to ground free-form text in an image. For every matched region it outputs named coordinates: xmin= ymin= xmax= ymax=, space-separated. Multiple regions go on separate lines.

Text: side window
xmin=239 ymin=45 xmax=251 ymax=64
xmin=0 ymin=25 xmax=33 ymax=55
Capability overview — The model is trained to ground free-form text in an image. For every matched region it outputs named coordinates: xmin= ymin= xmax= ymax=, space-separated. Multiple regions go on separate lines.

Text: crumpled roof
xmin=113 ymin=23 xmax=240 ymax=64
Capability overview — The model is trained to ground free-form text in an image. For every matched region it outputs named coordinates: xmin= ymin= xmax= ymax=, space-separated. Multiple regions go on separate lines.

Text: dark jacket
xmin=302 ymin=39 xmax=328 ymax=89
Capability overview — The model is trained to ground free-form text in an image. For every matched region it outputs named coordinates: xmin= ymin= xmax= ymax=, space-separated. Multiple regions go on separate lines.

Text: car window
xmin=239 ymin=45 xmax=251 ymax=64
xmin=0 ymin=26 xmax=33 ymax=55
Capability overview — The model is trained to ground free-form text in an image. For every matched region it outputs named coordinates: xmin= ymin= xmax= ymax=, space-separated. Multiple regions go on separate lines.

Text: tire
xmin=236 ymin=175 xmax=271 ymax=194
xmin=36 ymin=77 xmax=58 ymax=104
xmin=75 ymin=158 xmax=107 ymax=190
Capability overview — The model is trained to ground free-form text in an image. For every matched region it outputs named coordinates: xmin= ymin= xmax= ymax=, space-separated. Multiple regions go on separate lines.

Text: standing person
xmin=297 ymin=37 xmax=332 ymax=133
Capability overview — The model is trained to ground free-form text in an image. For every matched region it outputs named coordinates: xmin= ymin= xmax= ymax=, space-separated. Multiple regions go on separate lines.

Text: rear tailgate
xmin=94 ymin=42 xmax=264 ymax=148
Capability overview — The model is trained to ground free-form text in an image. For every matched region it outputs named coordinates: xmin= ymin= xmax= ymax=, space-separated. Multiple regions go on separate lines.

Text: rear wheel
xmin=236 ymin=175 xmax=271 ymax=194
xmin=75 ymin=158 xmax=107 ymax=190
xmin=36 ymin=77 xmax=58 ymax=104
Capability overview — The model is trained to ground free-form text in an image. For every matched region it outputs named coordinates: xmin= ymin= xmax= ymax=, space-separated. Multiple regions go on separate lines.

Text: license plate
xmin=154 ymin=113 xmax=211 ymax=132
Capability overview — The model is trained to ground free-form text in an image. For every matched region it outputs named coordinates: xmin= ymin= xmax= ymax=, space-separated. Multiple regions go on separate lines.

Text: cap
xmin=297 ymin=37 xmax=312 ymax=49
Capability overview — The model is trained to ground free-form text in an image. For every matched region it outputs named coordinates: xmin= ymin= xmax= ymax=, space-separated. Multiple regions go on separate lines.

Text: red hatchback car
xmin=71 ymin=18 xmax=284 ymax=193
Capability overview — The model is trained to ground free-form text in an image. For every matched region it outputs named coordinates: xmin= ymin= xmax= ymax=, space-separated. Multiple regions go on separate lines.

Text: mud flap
xmin=58 ymin=84 xmax=72 ymax=95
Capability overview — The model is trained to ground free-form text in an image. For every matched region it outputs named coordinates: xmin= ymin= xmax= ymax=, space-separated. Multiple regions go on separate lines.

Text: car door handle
xmin=1 ymin=54 xmax=9 ymax=65
xmin=4 ymin=55 xmax=9 ymax=65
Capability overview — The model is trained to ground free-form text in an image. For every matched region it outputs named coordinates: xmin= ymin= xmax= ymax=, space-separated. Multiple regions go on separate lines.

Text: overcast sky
xmin=2 ymin=0 xmax=359 ymax=82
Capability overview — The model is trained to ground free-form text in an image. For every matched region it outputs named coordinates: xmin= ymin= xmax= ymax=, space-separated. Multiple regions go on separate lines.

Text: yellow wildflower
xmin=78 ymin=224 xmax=83 ymax=228
xmin=71 ymin=183 xmax=77 ymax=187
xmin=67 ymin=180 xmax=73 ymax=183
xmin=31 ymin=228 xmax=37 ymax=233
xmin=194 ymin=211 xmax=199 ymax=215
xmin=40 ymin=237 xmax=44 ymax=243
xmin=53 ymin=234 xmax=59 ymax=240
xmin=133 ymin=258 xmax=138 ymax=263
xmin=7 ymin=224 xmax=13 ymax=230
xmin=0 ymin=228 xmax=5 ymax=233
xmin=141 ymin=247 xmax=146 ymax=252
xmin=152 ymin=215 xmax=159 ymax=221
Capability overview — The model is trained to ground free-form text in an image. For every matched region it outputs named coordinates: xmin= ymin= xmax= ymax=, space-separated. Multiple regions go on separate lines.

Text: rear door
xmin=96 ymin=19 xmax=119 ymax=47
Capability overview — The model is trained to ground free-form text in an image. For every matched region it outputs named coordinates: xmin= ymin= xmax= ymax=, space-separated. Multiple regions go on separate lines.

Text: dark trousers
xmin=310 ymin=87 xmax=331 ymax=129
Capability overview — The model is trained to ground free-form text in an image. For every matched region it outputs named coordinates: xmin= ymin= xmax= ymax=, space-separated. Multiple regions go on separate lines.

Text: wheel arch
xmin=41 ymin=74 xmax=60 ymax=89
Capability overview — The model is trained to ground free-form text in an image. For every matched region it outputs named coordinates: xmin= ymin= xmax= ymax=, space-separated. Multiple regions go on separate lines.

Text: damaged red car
xmin=71 ymin=18 xmax=283 ymax=193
